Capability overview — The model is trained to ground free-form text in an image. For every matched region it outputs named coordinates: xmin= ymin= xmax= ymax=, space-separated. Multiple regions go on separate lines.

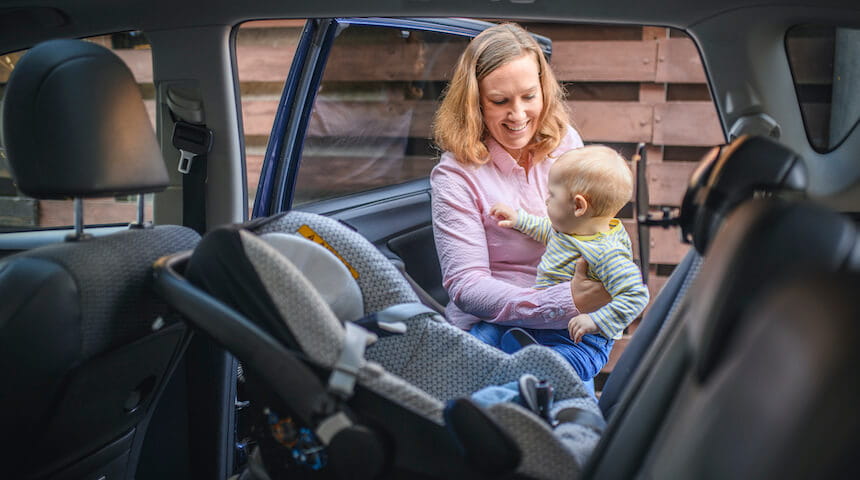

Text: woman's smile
xmin=479 ymin=54 xmax=543 ymax=159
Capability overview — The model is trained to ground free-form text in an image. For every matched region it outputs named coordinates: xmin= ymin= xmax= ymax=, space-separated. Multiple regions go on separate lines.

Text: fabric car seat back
xmin=0 ymin=38 xmax=200 ymax=478
xmin=586 ymin=199 xmax=856 ymax=480
xmin=641 ymin=270 xmax=860 ymax=478
xmin=598 ymin=134 xmax=808 ymax=418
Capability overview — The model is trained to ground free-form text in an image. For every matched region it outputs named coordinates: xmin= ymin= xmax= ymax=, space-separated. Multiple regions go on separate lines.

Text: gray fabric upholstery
xmin=17 ymin=225 xmax=200 ymax=357
xmin=240 ymin=229 xmax=446 ymax=419
xmin=249 ymin=211 xmax=603 ymax=478
xmin=255 ymin=212 xmax=422 ymax=313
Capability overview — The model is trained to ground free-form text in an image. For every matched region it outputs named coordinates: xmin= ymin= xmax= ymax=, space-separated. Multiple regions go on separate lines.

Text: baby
xmin=491 ymin=145 xmax=649 ymax=381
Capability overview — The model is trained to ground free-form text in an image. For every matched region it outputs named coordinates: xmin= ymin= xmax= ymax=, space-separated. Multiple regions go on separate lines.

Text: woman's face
xmin=479 ymin=53 xmax=543 ymax=160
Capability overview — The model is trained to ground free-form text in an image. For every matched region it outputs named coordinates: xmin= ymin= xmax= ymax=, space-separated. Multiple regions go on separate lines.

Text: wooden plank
xmin=245 ymin=99 xmax=654 ymax=141
xmin=247 ymin=154 xmax=264 ymax=194
xmin=112 ymin=39 xmax=707 ymax=87
xmin=523 ymin=23 xmax=644 ymax=41
xmin=552 ymin=40 xmax=657 ymax=82
xmin=647 ymin=161 xmax=699 ymax=206
xmin=238 ymin=97 xmax=723 ymax=147
xmin=570 ymin=101 xmax=653 ymax=143
xmin=39 ymin=199 xmax=150 ymax=228
xmin=642 ymin=27 xmax=669 ymax=41
xmin=645 ymin=144 xmax=664 ymax=163
xmin=655 ymin=38 xmax=707 ymax=84
xmin=603 ymin=335 xmax=629 ymax=373
xmin=309 ymin=99 xmax=437 ymax=138
xmin=646 ymin=271 xmax=669 ymax=301
xmin=653 ymin=102 xmax=724 ymax=146
xmin=623 ymin=218 xmax=689 ymax=265
xmin=235 ymin=45 xmax=297 ymax=83
xmin=639 ymin=83 xmax=667 ymax=105
xmin=229 ymin=40 xmax=686 ymax=84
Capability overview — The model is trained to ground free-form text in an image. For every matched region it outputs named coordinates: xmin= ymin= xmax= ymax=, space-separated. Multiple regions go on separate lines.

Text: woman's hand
xmin=571 ymin=258 xmax=610 ymax=313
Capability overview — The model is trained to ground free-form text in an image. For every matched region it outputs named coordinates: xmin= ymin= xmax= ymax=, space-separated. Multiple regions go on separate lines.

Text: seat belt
xmin=166 ymin=86 xmax=212 ymax=235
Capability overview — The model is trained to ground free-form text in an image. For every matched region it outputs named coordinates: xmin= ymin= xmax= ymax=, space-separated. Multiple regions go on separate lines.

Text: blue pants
xmin=469 ymin=321 xmax=613 ymax=394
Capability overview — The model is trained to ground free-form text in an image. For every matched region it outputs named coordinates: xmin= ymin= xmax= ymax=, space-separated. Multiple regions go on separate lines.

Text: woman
xmin=430 ymin=23 xmax=610 ymax=384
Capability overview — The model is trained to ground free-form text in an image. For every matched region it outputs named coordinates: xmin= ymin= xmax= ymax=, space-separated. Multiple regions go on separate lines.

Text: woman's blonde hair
xmin=433 ymin=23 xmax=571 ymax=167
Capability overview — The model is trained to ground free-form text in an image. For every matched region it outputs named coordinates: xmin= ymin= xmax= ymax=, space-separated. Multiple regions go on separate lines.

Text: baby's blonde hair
xmin=552 ymin=145 xmax=633 ymax=217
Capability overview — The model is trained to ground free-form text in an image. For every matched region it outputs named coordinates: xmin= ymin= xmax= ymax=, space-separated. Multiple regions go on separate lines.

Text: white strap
xmin=372 ymin=302 xmax=443 ymax=333
xmin=328 ymin=322 xmax=370 ymax=398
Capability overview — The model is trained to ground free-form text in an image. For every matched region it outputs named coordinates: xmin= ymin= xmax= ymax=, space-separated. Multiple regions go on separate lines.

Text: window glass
xmin=293 ymin=24 xmax=471 ymax=205
xmin=786 ymin=25 xmax=860 ymax=151
xmin=237 ymin=20 xmax=724 ymax=301
xmin=0 ymin=32 xmax=153 ymax=231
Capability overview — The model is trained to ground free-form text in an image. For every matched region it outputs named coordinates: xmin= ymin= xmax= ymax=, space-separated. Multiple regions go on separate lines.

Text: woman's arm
xmin=431 ymin=165 xmax=576 ymax=330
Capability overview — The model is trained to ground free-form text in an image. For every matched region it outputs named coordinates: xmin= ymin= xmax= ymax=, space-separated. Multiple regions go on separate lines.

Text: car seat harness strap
xmin=354 ymin=302 xmax=441 ymax=337
xmin=328 ymin=322 xmax=370 ymax=398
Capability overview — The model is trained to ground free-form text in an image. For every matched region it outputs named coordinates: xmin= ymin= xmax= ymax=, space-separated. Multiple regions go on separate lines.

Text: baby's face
xmin=546 ymin=166 xmax=583 ymax=234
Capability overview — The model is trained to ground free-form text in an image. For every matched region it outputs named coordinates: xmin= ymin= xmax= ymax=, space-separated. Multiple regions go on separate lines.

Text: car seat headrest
xmin=678 ymin=135 xmax=807 ymax=254
xmin=1 ymin=39 xmax=168 ymax=199
xmin=260 ymin=232 xmax=365 ymax=322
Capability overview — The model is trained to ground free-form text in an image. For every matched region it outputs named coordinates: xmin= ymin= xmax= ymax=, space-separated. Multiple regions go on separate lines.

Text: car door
xmin=251 ymin=18 xmax=551 ymax=305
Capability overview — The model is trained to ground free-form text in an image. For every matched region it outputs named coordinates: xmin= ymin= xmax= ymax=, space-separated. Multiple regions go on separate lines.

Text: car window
xmin=0 ymin=32 xmax=154 ymax=232
xmin=785 ymin=25 xmax=860 ymax=152
xmin=239 ymin=19 xmax=724 ymax=293
xmin=291 ymin=23 xmax=471 ymax=206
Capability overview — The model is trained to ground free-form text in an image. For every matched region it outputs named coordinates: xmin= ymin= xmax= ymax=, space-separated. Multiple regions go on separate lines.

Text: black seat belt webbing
xmin=172 ymin=121 xmax=212 ymax=235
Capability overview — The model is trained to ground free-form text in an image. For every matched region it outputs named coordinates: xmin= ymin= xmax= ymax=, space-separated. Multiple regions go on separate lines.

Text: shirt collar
xmin=487 ymin=137 xmax=520 ymax=175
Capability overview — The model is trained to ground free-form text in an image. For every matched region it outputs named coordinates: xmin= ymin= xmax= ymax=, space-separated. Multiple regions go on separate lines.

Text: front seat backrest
xmin=0 ymin=39 xmax=200 ymax=479
xmin=598 ymin=135 xmax=809 ymax=418
xmin=586 ymin=199 xmax=856 ymax=480
xmin=642 ymin=271 xmax=860 ymax=479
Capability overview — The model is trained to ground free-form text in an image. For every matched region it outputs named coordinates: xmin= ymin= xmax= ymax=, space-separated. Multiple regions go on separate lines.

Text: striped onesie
xmin=514 ymin=210 xmax=649 ymax=340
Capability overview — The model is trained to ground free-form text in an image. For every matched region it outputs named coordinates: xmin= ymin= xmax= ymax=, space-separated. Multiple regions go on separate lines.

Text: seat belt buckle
xmin=172 ymin=121 xmax=213 ymax=174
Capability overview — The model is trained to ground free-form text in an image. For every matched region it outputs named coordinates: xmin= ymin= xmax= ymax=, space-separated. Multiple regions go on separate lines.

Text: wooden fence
xmin=0 ymin=21 xmax=728 ymax=378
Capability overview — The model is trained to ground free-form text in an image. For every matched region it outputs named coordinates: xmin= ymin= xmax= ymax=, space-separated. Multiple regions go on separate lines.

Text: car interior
xmin=1 ymin=0 xmax=859 ymax=479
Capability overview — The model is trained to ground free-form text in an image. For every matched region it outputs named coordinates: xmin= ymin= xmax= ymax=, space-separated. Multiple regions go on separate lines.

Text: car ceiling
xmin=0 ymin=0 xmax=858 ymax=54
xmin=2 ymin=0 xmax=860 ymax=210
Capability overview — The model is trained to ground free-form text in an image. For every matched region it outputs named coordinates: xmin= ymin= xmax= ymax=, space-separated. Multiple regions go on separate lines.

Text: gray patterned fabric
xmin=489 ymin=401 xmax=593 ymax=479
xmin=16 ymin=225 xmax=200 ymax=357
xmin=240 ymin=230 xmax=445 ymax=419
xmin=249 ymin=211 xmax=603 ymax=477
xmin=254 ymin=212 xmax=424 ymax=314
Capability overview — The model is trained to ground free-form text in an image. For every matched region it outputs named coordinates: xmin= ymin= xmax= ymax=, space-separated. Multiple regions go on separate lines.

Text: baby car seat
xmin=155 ymin=211 xmax=605 ymax=479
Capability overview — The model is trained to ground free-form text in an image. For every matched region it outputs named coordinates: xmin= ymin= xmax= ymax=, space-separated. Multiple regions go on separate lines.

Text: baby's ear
xmin=572 ymin=194 xmax=589 ymax=217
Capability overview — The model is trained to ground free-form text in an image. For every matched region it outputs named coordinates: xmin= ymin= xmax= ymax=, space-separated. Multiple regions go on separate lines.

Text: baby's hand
xmin=490 ymin=203 xmax=517 ymax=228
xmin=568 ymin=314 xmax=599 ymax=343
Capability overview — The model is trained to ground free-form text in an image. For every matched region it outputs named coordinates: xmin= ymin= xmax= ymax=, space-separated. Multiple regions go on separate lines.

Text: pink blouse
xmin=430 ymin=127 xmax=585 ymax=330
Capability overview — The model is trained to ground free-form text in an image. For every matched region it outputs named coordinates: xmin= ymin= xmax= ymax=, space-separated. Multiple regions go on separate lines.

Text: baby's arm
xmin=587 ymin=247 xmax=650 ymax=339
xmin=490 ymin=203 xmax=518 ymax=228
